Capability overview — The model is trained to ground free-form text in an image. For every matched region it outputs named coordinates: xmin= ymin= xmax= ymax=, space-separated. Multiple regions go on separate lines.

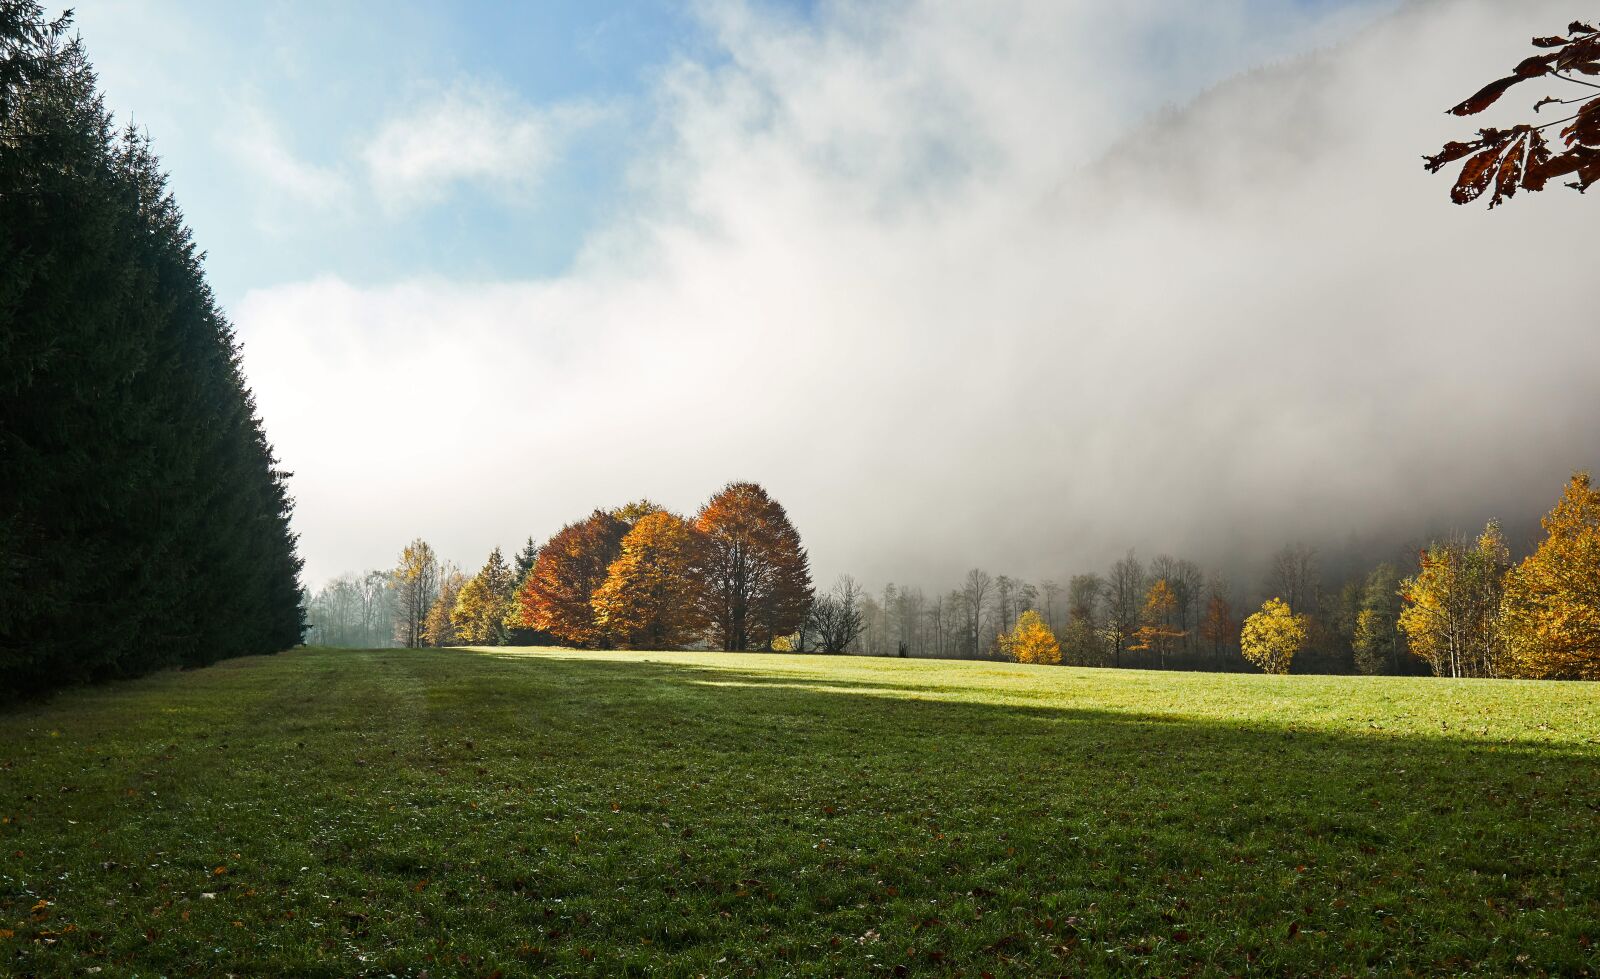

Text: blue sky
xmin=76 ymin=1 xmax=795 ymax=306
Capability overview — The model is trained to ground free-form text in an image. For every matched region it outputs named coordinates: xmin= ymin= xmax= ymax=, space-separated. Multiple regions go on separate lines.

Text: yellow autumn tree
xmin=592 ymin=511 xmax=709 ymax=650
xmin=1239 ymin=597 xmax=1307 ymax=675
xmin=999 ymin=609 xmax=1061 ymax=665
xmin=1128 ymin=578 xmax=1184 ymax=668
xmin=1397 ymin=522 xmax=1510 ymax=678
xmin=421 ymin=567 xmax=466 ymax=647
xmin=1501 ymin=473 xmax=1600 ymax=679
xmin=452 ymin=547 xmax=516 ymax=645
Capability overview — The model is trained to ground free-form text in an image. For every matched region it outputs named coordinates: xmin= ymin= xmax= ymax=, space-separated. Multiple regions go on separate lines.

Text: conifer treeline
xmin=1 ymin=5 xmax=304 ymax=696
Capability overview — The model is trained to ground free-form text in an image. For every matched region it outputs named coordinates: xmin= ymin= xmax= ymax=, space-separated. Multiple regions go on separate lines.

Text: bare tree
xmin=1199 ymin=570 xmax=1237 ymax=668
xmin=994 ymin=574 xmax=1018 ymax=644
xmin=808 ymin=574 xmax=867 ymax=654
xmin=1040 ymin=579 xmax=1064 ymax=634
xmin=960 ymin=569 xmax=992 ymax=660
xmin=1270 ymin=543 xmax=1320 ymax=615
xmin=358 ymin=570 xmax=395 ymax=648
xmin=1106 ymin=552 xmax=1144 ymax=668
xmin=1064 ymin=573 xmax=1105 ymax=665
xmin=1171 ymin=558 xmax=1204 ymax=657
xmin=892 ymin=585 xmax=925 ymax=657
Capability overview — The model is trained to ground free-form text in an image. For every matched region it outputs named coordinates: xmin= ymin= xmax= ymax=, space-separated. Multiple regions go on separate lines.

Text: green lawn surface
xmin=2 ymin=647 xmax=1598 ymax=976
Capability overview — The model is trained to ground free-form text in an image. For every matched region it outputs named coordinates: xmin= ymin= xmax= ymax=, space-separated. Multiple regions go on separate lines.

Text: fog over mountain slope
xmin=1050 ymin=0 xmax=1594 ymax=585
xmin=234 ymin=0 xmax=1596 ymax=592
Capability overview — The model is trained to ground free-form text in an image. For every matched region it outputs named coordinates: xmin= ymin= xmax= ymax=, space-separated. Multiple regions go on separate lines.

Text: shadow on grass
xmin=3 ymin=645 xmax=1599 ymax=975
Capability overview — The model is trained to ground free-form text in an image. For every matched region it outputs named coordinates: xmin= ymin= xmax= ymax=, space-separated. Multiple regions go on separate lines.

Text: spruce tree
xmin=1 ymin=4 xmax=303 ymax=696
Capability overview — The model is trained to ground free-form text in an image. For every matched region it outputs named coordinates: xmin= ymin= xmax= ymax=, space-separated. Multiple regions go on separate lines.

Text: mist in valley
xmin=225 ymin=0 xmax=1597 ymax=611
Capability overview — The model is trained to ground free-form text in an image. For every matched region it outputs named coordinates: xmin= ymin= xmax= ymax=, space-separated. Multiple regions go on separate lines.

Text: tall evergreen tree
xmin=1 ymin=5 xmax=303 ymax=696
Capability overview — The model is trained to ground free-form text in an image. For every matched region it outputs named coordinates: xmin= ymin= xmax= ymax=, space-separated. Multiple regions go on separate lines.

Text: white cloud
xmin=361 ymin=84 xmax=604 ymax=210
xmin=215 ymin=84 xmax=603 ymax=231
xmin=222 ymin=106 xmax=348 ymax=216
xmin=234 ymin=0 xmax=1600 ymax=591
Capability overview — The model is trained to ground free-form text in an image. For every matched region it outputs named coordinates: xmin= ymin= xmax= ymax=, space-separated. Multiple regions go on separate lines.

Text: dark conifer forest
xmin=0 ymin=4 xmax=304 ymax=697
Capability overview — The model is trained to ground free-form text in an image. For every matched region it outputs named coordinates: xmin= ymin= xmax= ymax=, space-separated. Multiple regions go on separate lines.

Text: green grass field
xmin=2 ymin=648 xmax=1598 ymax=977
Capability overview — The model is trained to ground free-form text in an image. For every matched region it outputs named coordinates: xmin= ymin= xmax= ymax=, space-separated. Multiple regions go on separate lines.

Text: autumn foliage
xmin=1239 ymin=598 xmax=1307 ymax=675
xmin=1128 ymin=578 xmax=1184 ymax=668
xmin=998 ymin=610 xmax=1061 ymax=665
xmin=1198 ymin=593 xmax=1236 ymax=661
xmin=517 ymin=510 xmax=628 ymax=648
xmin=592 ymin=511 xmax=710 ymax=650
xmin=1426 ymin=21 xmax=1600 ymax=206
xmin=1500 ymin=474 xmax=1600 ymax=679
xmin=695 ymin=482 xmax=814 ymax=651
xmin=1397 ymin=523 xmax=1509 ymax=679
xmin=504 ymin=483 xmax=811 ymax=652
xmin=452 ymin=547 xmax=517 ymax=645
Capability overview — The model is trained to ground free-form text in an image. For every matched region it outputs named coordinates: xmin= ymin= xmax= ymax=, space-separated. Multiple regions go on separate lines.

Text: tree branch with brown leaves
xmin=1426 ymin=20 xmax=1600 ymax=207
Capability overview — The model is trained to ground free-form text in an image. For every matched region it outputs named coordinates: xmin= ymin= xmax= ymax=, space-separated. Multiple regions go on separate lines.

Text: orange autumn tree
xmin=516 ymin=510 xmax=628 ymax=648
xmin=1198 ymin=592 xmax=1236 ymax=665
xmin=694 ymin=481 xmax=813 ymax=651
xmin=1129 ymin=578 xmax=1184 ymax=668
xmin=998 ymin=609 xmax=1061 ymax=665
xmin=1501 ymin=473 xmax=1600 ymax=679
xmin=592 ymin=511 xmax=709 ymax=650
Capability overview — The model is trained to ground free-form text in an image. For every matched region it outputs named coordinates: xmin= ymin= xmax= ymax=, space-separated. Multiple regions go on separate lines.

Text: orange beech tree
xmin=592 ymin=511 xmax=709 ymax=650
xmin=516 ymin=510 xmax=628 ymax=648
xmin=694 ymin=482 xmax=813 ymax=651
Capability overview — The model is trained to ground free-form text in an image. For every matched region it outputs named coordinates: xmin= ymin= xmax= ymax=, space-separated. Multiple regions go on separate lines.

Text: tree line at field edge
xmin=307 ymin=474 xmax=1600 ymax=681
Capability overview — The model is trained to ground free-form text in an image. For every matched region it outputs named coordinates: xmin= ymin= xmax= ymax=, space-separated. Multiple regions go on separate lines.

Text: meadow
xmin=2 ymin=647 xmax=1597 ymax=977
